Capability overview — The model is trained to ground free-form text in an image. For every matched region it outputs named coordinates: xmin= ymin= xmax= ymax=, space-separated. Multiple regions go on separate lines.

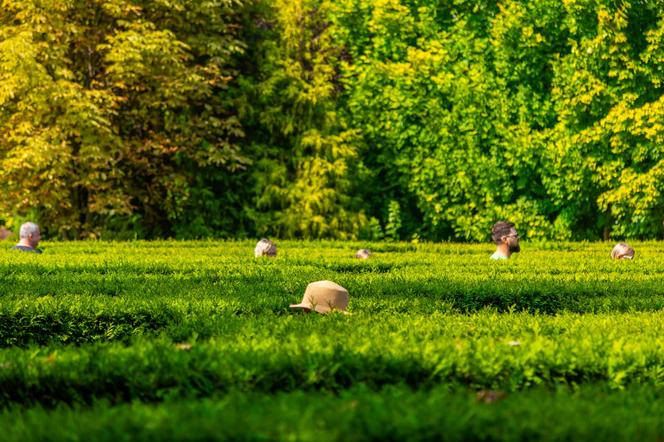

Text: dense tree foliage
xmin=0 ymin=0 xmax=247 ymax=238
xmin=1 ymin=0 xmax=663 ymax=240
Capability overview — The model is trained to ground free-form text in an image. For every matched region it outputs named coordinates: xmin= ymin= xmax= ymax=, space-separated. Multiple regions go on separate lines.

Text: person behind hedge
xmin=254 ymin=238 xmax=277 ymax=257
xmin=490 ymin=221 xmax=520 ymax=260
xmin=12 ymin=222 xmax=42 ymax=254
xmin=611 ymin=242 xmax=634 ymax=260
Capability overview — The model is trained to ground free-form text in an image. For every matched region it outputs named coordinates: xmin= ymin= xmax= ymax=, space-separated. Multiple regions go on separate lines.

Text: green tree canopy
xmin=2 ymin=0 xmax=664 ymax=241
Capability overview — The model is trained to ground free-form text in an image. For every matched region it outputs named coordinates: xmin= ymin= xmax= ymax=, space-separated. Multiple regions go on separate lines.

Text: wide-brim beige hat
xmin=290 ymin=280 xmax=350 ymax=314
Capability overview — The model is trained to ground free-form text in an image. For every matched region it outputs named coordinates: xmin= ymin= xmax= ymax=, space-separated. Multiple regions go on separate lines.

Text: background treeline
xmin=1 ymin=0 xmax=664 ymax=241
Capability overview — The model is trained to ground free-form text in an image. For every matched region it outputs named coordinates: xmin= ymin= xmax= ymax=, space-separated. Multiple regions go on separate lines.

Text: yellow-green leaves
xmin=246 ymin=0 xmax=367 ymax=239
xmin=3 ymin=0 xmax=664 ymax=240
xmin=0 ymin=0 xmax=248 ymax=238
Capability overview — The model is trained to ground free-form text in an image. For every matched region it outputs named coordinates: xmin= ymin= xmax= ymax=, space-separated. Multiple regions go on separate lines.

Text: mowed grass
xmin=2 ymin=240 xmax=664 ymax=440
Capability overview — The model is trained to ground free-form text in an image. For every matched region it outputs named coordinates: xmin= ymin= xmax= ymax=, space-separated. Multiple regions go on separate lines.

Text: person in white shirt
xmin=490 ymin=221 xmax=520 ymax=260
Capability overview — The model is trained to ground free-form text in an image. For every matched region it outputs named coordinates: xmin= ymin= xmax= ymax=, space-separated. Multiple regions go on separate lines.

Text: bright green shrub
xmin=4 ymin=385 xmax=664 ymax=442
xmin=0 ymin=240 xmax=663 ymax=438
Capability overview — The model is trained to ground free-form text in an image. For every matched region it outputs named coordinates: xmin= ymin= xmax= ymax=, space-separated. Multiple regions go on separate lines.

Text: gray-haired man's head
xmin=19 ymin=222 xmax=41 ymax=248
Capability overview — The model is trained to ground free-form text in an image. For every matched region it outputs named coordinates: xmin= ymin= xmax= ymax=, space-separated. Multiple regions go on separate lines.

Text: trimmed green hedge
xmin=1 ymin=310 xmax=664 ymax=406
xmin=1 ymin=240 xmax=664 ymax=346
xmin=4 ymin=385 xmax=664 ymax=442
xmin=2 ymin=239 xmax=664 ymax=440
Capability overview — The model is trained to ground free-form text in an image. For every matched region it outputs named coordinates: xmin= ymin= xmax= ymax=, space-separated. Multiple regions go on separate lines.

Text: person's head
xmin=355 ymin=248 xmax=371 ymax=259
xmin=491 ymin=221 xmax=520 ymax=253
xmin=611 ymin=242 xmax=634 ymax=260
xmin=19 ymin=222 xmax=40 ymax=248
xmin=254 ymin=238 xmax=277 ymax=257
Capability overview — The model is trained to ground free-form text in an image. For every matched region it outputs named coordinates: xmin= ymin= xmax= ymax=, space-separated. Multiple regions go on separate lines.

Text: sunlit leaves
xmin=0 ymin=0 xmax=247 ymax=238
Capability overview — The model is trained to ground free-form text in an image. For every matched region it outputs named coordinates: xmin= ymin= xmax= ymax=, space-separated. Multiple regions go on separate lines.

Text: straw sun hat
xmin=290 ymin=280 xmax=350 ymax=314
